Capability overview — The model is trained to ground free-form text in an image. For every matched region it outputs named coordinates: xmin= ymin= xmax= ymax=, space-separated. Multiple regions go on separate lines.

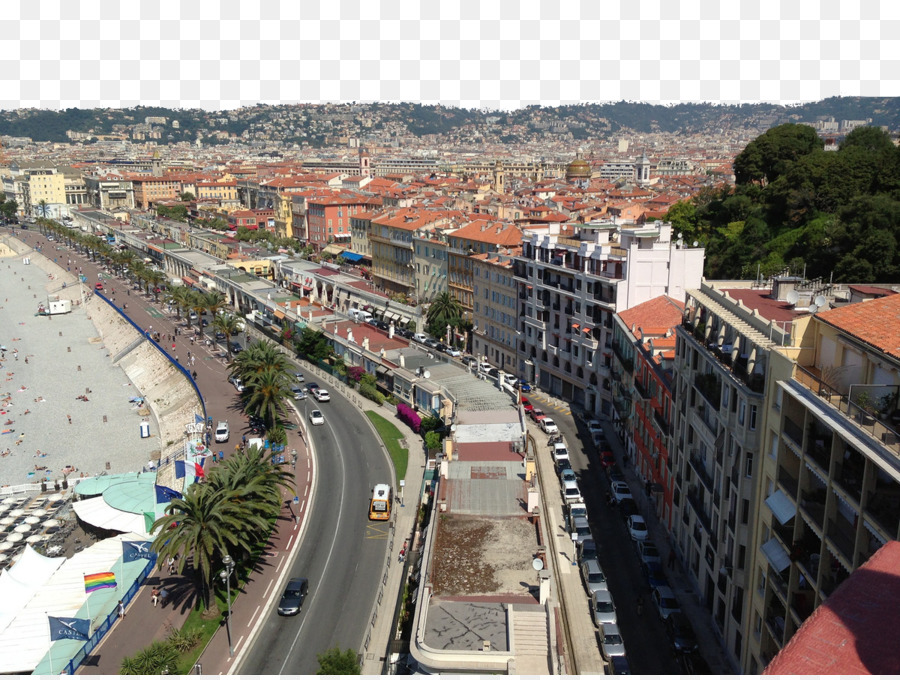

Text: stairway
xmin=511 ymin=605 xmax=550 ymax=673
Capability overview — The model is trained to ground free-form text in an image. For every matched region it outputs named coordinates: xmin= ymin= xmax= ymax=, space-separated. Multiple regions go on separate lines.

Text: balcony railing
xmin=777 ymin=466 xmax=799 ymax=499
xmin=653 ymin=408 xmax=671 ymax=436
xmin=783 ymin=417 xmax=803 ymax=448
xmin=694 ymin=373 xmax=722 ymax=407
xmin=689 ymin=451 xmax=715 ymax=492
xmin=611 ymin=340 xmax=634 ymax=372
xmin=686 ymin=486 xmax=712 ymax=533
xmin=634 ymin=379 xmax=651 ymax=400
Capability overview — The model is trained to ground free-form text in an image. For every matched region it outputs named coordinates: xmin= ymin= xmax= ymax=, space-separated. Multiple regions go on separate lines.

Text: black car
xmin=577 ymin=538 xmax=597 ymax=563
xmin=277 ymin=577 xmax=309 ymax=616
xmin=229 ymin=342 xmax=243 ymax=354
xmin=640 ymin=560 xmax=668 ymax=590
xmin=305 ymin=382 xmax=320 ymax=392
xmin=618 ymin=498 xmax=638 ymax=517
xmin=397 ymin=328 xmax=413 ymax=339
xmin=665 ymin=611 xmax=699 ymax=653
xmin=435 ymin=342 xmax=449 ymax=352
xmin=215 ymin=331 xmax=226 ymax=341
xmin=609 ymin=655 xmax=631 ymax=674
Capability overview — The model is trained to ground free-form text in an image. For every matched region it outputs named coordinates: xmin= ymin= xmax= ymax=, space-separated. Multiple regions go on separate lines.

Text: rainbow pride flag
xmin=84 ymin=572 xmax=117 ymax=593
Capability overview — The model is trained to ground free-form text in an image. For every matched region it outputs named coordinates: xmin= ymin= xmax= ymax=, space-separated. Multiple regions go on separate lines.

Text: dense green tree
xmin=295 ymin=327 xmax=332 ymax=361
xmin=733 ymin=123 xmax=822 ymax=186
xmin=316 ymin=647 xmax=360 ymax=675
xmin=425 ymin=291 xmax=463 ymax=340
xmin=213 ymin=312 xmax=243 ymax=358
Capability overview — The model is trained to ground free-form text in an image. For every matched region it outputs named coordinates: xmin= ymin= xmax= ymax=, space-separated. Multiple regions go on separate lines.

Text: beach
xmin=0 ymin=236 xmax=160 ymax=488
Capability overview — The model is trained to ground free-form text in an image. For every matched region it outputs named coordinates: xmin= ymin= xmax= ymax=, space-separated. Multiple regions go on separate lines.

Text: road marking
xmin=299 ymin=499 xmax=305 ymax=514
xmin=236 ymin=635 xmax=244 ymax=651
xmin=277 ymin=555 xmax=286 ymax=571
xmin=250 ymin=604 xmax=261 ymax=625
xmin=263 ymin=580 xmax=274 ymax=598
xmin=306 ymin=469 xmax=310 ymax=483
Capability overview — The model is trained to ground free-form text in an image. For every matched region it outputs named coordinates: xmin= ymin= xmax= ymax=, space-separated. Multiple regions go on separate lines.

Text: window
xmin=722 ymin=385 xmax=729 ymax=408
xmin=745 ymin=451 xmax=753 ymax=477
xmin=749 ymin=404 xmax=758 ymax=430
xmin=738 ymin=544 xmax=746 ymax=569
xmin=774 ymin=385 xmax=783 ymax=411
xmin=741 ymin=498 xmax=749 ymax=524
xmin=738 ymin=399 xmax=746 ymax=426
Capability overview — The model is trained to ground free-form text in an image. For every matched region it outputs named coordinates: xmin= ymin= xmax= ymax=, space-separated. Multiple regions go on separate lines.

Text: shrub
xmin=359 ymin=381 xmax=384 ymax=404
xmin=425 ymin=431 xmax=441 ymax=452
xmin=396 ymin=403 xmax=421 ymax=433
xmin=347 ymin=365 xmax=365 ymax=385
xmin=420 ymin=415 xmax=442 ymax=434
xmin=120 ymin=640 xmax=179 ymax=674
xmin=166 ymin=627 xmax=202 ymax=653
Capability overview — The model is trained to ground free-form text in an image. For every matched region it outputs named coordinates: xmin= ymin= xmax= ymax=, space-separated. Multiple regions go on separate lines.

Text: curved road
xmin=239 ymin=381 xmax=394 ymax=674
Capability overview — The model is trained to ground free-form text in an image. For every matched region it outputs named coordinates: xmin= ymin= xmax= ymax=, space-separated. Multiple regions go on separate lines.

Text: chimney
xmin=388 ymin=322 xmax=395 ymax=339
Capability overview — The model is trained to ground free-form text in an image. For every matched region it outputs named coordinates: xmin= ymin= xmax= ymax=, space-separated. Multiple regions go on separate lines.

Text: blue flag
xmin=48 ymin=615 xmax=90 ymax=641
xmin=174 ymin=460 xmax=187 ymax=479
xmin=154 ymin=485 xmax=183 ymax=504
xmin=195 ymin=413 xmax=204 ymax=424
xmin=122 ymin=540 xmax=153 ymax=563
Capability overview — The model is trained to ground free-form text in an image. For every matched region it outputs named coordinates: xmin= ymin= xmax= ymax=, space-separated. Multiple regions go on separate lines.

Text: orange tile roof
xmin=815 ymin=294 xmax=900 ymax=359
xmin=618 ymin=296 xmax=685 ymax=335
xmin=450 ymin=220 xmax=525 ymax=247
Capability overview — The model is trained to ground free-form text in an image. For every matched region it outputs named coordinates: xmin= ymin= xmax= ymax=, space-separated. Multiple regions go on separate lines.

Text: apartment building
xmin=83 ymin=175 xmax=135 ymax=210
xmin=306 ymin=194 xmax=376 ymax=250
xmin=614 ymin=295 xmax=684 ymax=529
xmin=744 ymin=292 xmax=900 ymax=673
xmin=447 ymin=219 xmax=525 ymax=321
xmin=130 ymin=175 xmax=182 ymax=208
xmin=514 ymin=220 xmax=703 ymax=414
xmin=21 ymin=168 xmax=66 ymax=216
xmin=412 ymin=230 xmax=450 ymax=305
xmin=472 ymin=248 xmax=520 ymax=371
xmin=196 ymin=180 xmax=238 ymax=204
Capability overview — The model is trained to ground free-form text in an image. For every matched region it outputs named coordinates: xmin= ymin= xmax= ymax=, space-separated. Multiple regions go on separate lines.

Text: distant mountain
xmin=1 ymin=98 xmax=898 ymax=146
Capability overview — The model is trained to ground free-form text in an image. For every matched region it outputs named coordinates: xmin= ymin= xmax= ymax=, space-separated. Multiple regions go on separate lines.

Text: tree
xmin=213 ymin=312 xmax=243 ymax=358
xmin=36 ymin=199 xmax=49 ymax=219
xmin=120 ymin=640 xmax=179 ymax=675
xmin=733 ymin=123 xmax=822 ymax=186
xmin=150 ymin=484 xmax=269 ymax=610
xmin=316 ymin=647 xmax=360 ymax=675
xmin=241 ymin=368 xmax=292 ymax=429
xmin=425 ymin=291 xmax=463 ymax=339
xmin=295 ymin=327 xmax=332 ymax=361
xmin=179 ymin=191 xmax=196 ymax=201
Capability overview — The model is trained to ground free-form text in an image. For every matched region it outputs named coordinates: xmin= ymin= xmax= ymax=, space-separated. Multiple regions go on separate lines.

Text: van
xmin=349 ymin=308 xmax=373 ymax=323
xmin=413 ymin=332 xmax=428 ymax=344
xmin=552 ymin=443 xmax=570 ymax=468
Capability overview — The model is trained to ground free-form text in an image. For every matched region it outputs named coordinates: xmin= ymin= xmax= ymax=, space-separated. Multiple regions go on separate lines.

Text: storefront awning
xmin=273 ymin=309 xmax=285 ymax=320
xmin=765 ymin=490 xmax=796 ymax=525
xmin=322 ymin=243 xmax=344 ymax=255
xmin=341 ymin=251 xmax=364 ymax=263
xmin=182 ymin=276 xmax=197 ymax=286
xmin=761 ymin=537 xmax=791 ymax=572
xmin=399 ymin=317 xmax=410 ymax=326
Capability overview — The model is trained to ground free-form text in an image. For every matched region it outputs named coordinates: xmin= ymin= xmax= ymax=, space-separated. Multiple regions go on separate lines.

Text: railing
xmin=653 ymin=408 xmax=671 ymax=436
xmin=782 ymin=417 xmax=803 ymax=448
xmin=694 ymin=373 xmax=722 ymax=407
xmin=689 ymin=451 xmax=715 ymax=492
xmin=777 ymin=467 xmax=799 ymax=499
xmin=686 ymin=486 xmax=712 ymax=533
xmin=634 ymin=379 xmax=651 ymax=400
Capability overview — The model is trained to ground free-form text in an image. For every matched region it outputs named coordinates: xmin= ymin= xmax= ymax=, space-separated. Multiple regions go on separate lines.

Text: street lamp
xmin=220 ymin=554 xmax=235 ymax=657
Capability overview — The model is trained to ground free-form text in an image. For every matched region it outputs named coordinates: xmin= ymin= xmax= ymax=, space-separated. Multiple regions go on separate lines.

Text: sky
xmin=0 ymin=0 xmax=896 ymax=112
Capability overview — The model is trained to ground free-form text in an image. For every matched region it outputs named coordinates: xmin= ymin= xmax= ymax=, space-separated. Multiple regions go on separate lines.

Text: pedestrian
xmin=159 ymin=587 xmax=169 ymax=607
xmin=167 ymin=555 xmax=175 ymax=575
xmin=191 ymin=370 xmax=197 ymax=380
xmin=398 ymin=548 xmax=405 ymax=563
xmin=67 ymin=414 xmax=72 ymax=424
xmin=151 ymin=587 xmax=160 ymax=606
xmin=636 ymin=595 xmax=644 ymax=616
xmin=117 ymin=599 xmax=125 ymax=618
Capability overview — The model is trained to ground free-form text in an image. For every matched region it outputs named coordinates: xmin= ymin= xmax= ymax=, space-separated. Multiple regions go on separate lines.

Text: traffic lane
xmin=241 ymin=387 xmax=392 ymax=674
xmin=539 ymin=404 xmax=680 ymax=674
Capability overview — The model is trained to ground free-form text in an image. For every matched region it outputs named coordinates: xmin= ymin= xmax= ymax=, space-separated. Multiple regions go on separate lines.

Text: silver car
xmin=600 ymin=623 xmax=626 ymax=659
xmin=592 ymin=590 xmax=617 ymax=627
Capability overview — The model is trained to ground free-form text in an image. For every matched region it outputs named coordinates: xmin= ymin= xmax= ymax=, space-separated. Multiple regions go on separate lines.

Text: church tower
xmin=359 ymin=148 xmax=371 ymax=178
xmin=493 ymin=160 xmax=505 ymax=194
xmin=636 ymin=150 xmax=650 ymax=186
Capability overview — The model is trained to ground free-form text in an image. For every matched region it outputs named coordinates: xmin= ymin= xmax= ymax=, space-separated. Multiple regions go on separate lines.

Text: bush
xmin=396 ymin=403 xmax=421 ymax=433
xmin=347 ymin=365 xmax=365 ymax=385
xmin=359 ymin=381 xmax=384 ymax=404
xmin=166 ymin=627 xmax=202 ymax=653
xmin=120 ymin=640 xmax=179 ymax=674
xmin=425 ymin=430 xmax=441 ymax=452
xmin=316 ymin=647 xmax=360 ymax=674
xmin=420 ymin=415 xmax=442 ymax=434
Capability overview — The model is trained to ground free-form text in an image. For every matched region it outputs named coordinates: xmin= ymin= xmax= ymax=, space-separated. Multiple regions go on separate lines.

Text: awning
xmin=582 ymin=326 xmax=593 ymax=335
xmin=322 ymin=243 xmax=344 ymax=255
xmin=765 ymin=490 xmax=797 ymax=525
xmin=387 ymin=312 xmax=400 ymax=321
xmin=341 ymin=251 xmax=364 ymax=263
xmin=273 ymin=309 xmax=285 ymax=320
xmin=182 ymin=276 xmax=197 ymax=286
xmin=399 ymin=317 xmax=410 ymax=325
xmin=571 ymin=323 xmax=580 ymax=331
xmin=761 ymin=537 xmax=791 ymax=572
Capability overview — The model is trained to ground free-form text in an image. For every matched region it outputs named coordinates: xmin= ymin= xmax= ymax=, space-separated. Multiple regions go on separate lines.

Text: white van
xmin=413 ymin=332 xmax=428 ymax=344
xmin=349 ymin=308 xmax=373 ymax=323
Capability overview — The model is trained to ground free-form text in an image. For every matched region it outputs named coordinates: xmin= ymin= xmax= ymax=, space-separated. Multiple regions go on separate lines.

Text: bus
xmin=369 ymin=483 xmax=392 ymax=521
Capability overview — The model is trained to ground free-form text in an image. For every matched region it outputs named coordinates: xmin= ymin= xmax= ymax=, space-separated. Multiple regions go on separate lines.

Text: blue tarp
xmin=341 ymin=251 xmax=364 ymax=263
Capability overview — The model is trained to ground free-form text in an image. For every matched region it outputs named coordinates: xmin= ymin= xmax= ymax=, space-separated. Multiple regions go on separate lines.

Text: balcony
xmin=653 ymin=408 xmax=671 ymax=436
xmin=634 ymin=379 xmax=651 ymax=400
xmin=777 ymin=466 xmax=799 ymax=499
xmin=694 ymin=372 xmax=722 ymax=407
xmin=686 ymin=486 xmax=713 ymax=533
xmin=689 ymin=451 xmax=715 ymax=492
xmin=799 ymin=489 xmax=826 ymax=530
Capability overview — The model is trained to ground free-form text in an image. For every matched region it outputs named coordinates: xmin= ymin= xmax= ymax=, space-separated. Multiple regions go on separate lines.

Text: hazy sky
xmin=1 ymin=0 xmax=894 ymax=111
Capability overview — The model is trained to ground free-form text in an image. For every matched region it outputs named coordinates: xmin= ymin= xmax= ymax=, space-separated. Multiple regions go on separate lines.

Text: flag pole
xmin=84 ymin=575 xmax=92 ymax=636
xmin=46 ymin=613 xmax=54 ymax=675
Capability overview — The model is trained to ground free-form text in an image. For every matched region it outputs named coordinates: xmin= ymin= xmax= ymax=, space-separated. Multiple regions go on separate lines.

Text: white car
xmin=214 ymin=421 xmax=229 ymax=442
xmin=313 ymin=389 xmax=331 ymax=402
xmin=308 ymin=409 xmax=325 ymax=425
xmin=627 ymin=514 xmax=649 ymax=541
xmin=611 ymin=481 xmax=633 ymax=503
xmin=540 ymin=418 xmax=559 ymax=435
xmin=229 ymin=376 xmax=244 ymax=393
xmin=562 ymin=479 xmax=583 ymax=504
xmin=592 ymin=590 xmax=618 ymax=627
xmin=445 ymin=347 xmax=462 ymax=357
xmin=599 ymin=623 xmax=626 ymax=659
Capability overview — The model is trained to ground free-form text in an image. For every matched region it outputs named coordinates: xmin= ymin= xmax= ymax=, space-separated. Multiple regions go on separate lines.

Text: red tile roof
xmin=618 ymin=296 xmax=685 ymax=336
xmin=721 ymin=288 xmax=807 ymax=323
xmin=815 ymin=293 xmax=900 ymax=359
xmin=764 ymin=541 xmax=900 ymax=675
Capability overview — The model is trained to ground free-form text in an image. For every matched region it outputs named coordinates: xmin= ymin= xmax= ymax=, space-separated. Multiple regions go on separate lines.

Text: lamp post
xmin=220 ymin=555 xmax=235 ymax=657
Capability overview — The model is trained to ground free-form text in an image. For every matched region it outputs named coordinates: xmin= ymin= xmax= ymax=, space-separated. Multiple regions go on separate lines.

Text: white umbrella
xmin=30 ymin=508 xmax=47 ymax=517
xmin=7 ymin=532 xmax=24 ymax=543
xmin=46 ymin=494 xmax=63 ymax=502
xmin=0 ymin=541 xmax=14 ymax=550
xmin=0 ymin=516 xmax=14 ymax=526
xmin=42 ymin=519 xmax=60 ymax=528
xmin=25 ymin=535 xmax=45 ymax=544
xmin=12 ymin=523 xmax=30 ymax=534
xmin=8 ymin=509 xmax=24 ymax=517
xmin=25 ymin=516 xmax=41 ymax=525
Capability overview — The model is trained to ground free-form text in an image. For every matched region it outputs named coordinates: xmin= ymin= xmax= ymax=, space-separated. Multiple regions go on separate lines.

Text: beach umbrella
xmin=46 ymin=494 xmax=63 ymax=503
xmin=30 ymin=508 xmax=47 ymax=517
xmin=0 ymin=516 xmax=14 ymax=526
xmin=0 ymin=541 xmax=13 ymax=551
xmin=7 ymin=532 xmax=23 ymax=543
xmin=25 ymin=534 xmax=45 ymax=544
xmin=8 ymin=508 xmax=24 ymax=517
xmin=13 ymin=523 xmax=30 ymax=533
xmin=24 ymin=516 xmax=40 ymax=525
xmin=42 ymin=519 xmax=60 ymax=528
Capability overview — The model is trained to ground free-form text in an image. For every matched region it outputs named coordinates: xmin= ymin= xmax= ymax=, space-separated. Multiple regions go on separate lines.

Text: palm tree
xmin=202 ymin=291 xmax=226 ymax=319
xmin=189 ymin=290 xmax=207 ymax=330
xmin=426 ymin=291 xmax=463 ymax=340
xmin=150 ymin=483 xmax=269 ymax=610
xmin=147 ymin=270 xmax=167 ymax=302
xmin=213 ymin=312 xmax=243 ymax=358
xmin=209 ymin=443 xmax=294 ymax=510
xmin=230 ymin=339 xmax=291 ymax=384
xmin=36 ymin=199 xmax=49 ymax=219
xmin=241 ymin=368 xmax=293 ymax=429
xmin=166 ymin=286 xmax=192 ymax=320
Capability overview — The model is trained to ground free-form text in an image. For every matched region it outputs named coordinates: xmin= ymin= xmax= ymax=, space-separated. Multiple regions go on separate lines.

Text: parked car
xmin=665 ymin=611 xmax=699 ymax=653
xmin=571 ymin=516 xmax=592 ymax=544
xmin=617 ymin=498 xmax=638 ymax=518
xmin=277 ymin=577 xmax=309 ymax=616
xmin=308 ymin=409 xmax=325 ymax=425
xmin=529 ymin=407 xmax=546 ymax=423
xmin=641 ymin=561 xmax=669 ymax=590
xmin=562 ymin=479 xmax=583 ymax=504
xmin=229 ymin=342 xmax=244 ymax=354
xmin=586 ymin=419 xmax=604 ymax=443
xmin=567 ymin=502 xmax=587 ymax=526
xmin=599 ymin=623 xmax=626 ymax=659
xmin=560 ymin=468 xmax=577 ymax=485
xmin=305 ymin=382 xmax=320 ymax=392
xmin=313 ymin=388 xmax=331 ymax=402
xmin=462 ymin=356 xmax=478 ymax=367
xmin=215 ymin=331 xmax=226 ymax=341
xmin=592 ymin=589 xmax=618 ymax=627
xmin=608 ymin=467 xmax=626 ymax=484
xmin=609 ymin=655 xmax=631 ymax=675
xmin=435 ymin=342 xmax=449 ymax=353
xmin=519 ymin=381 xmax=533 ymax=392
xmin=611 ymin=481 xmax=633 ymax=503
xmin=636 ymin=540 xmax=662 ymax=567
xmin=214 ymin=421 xmax=229 ymax=442
xmin=229 ymin=376 xmax=244 ymax=393
xmin=600 ymin=450 xmax=616 ymax=469
xmin=651 ymin=584 xmax=681 ymax=620
xmin=445 ymin=346 xmax=462 ymax=357
xmin=581 ymin=558 xmax=609 ymax=596
xmin=552 ymin=442 xmax=570 ymax=468
xmin=293 ymin=371 xmax=305 ymax=382
xmin=626 ymin=515 xmax=649 ymax=541
xmin=578 ymin=538 xmax=598 ymax=563
xmin=520 ymin=397 xmax=534 ymax=413
xmin=540 ymin=418 xmax=559 ymax=435
xmin=94 ymin=282 xmax=103 ymax=290
xmin=424 ymin=338 xmax=439 ymax=349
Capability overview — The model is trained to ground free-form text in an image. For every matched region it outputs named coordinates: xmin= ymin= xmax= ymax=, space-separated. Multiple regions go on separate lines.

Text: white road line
xmin=299 ymin=499 xmax=305 ymax=514
xmin=277 ymin=554 xmax=286 ymax=571
xmin=250 ymin=604 xmax=261 ymax=625
xmin=236 ymin=635 xmax=244 ymax=650
xmin=263 ymin=580 xmax=274 ymax=599
xmin=306 ymin=469 xmax=311 ymax=483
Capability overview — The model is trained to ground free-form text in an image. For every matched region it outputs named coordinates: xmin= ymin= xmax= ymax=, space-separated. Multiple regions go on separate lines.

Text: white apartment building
xmin=513 ymin=220 xmax=704 ymax=415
